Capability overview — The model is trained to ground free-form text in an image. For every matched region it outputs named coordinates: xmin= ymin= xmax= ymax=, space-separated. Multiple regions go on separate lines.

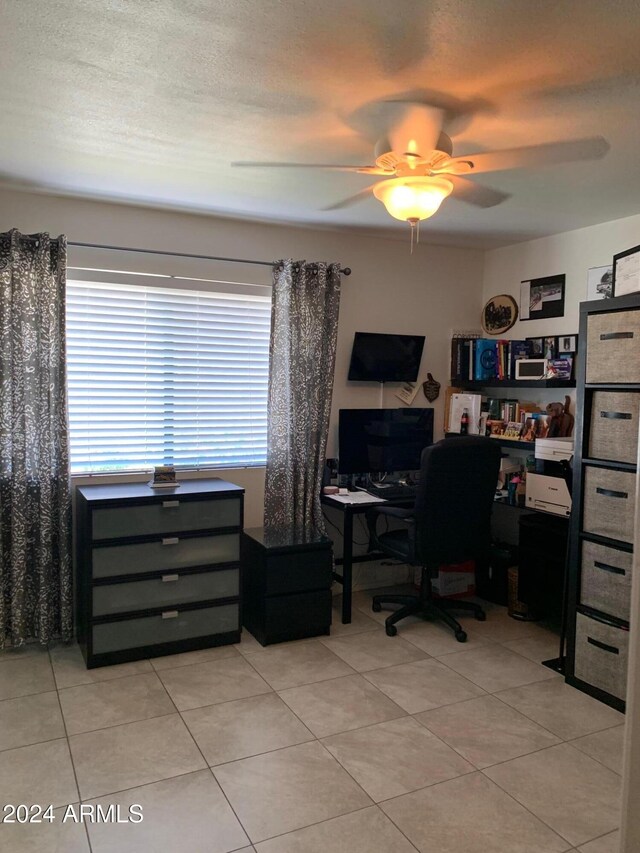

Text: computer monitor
xmin=338 ymin=408 xmax=434 ymax=475
xmin=347 ymin=333 xmax=425 ymax=382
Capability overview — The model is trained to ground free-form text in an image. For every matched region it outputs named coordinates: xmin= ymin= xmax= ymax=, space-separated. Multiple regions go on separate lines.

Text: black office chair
xmin=366 ymin=436 xmax=501 ymax=642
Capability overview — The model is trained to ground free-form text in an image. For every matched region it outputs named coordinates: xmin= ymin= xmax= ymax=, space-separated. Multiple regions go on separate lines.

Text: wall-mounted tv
xmin=347 ymin=332 xmax=425 ymax=382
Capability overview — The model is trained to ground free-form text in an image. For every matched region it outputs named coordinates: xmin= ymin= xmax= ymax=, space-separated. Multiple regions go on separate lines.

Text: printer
xmin=525 ymin=436 xmax=573 ymax=517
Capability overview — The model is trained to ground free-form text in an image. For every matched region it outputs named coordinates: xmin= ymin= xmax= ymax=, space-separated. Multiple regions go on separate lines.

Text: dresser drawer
xmin=92 ymin=497 xmax=241 ymax=540
xmin=586 ymin=309 xmax=640 ymax=383
xmin=574 ymin=612 xmax=629 ymax=701
xmin=92 ymin=534 xmax=239 ymax=579
xmin=580 ymin=540 xmax=632 ymax=621
xmin=583 ymin=467 xmax=637 ymax=544
xmin=93 ymin=568 xmax=239 ymax=617
xmin=92 ymin=603 xmax=239 ymax=655
xmin=589 ymin=391 xmax=640 ymax=464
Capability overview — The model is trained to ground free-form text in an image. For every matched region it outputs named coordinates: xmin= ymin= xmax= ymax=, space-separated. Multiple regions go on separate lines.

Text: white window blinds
xmin=66 ymin=280 xmax=271 ymax=473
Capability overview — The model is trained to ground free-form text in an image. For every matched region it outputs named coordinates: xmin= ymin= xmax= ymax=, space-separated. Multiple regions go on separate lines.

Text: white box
xmin=534 ymin=436 xmax=574 ymax=462
xmin=449 ymin=393 xmax=482 ymax=435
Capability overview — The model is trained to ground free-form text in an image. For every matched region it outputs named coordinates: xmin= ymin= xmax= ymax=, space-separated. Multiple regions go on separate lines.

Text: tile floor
xmin=0 ymin=593 xmax=625 ymax=853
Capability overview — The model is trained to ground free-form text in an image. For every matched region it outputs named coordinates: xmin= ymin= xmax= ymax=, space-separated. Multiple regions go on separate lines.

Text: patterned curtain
xmin=264 ymin=260 xmax=342 ymax=532
xmin=0 ymin=230 xmax=72 ymax=646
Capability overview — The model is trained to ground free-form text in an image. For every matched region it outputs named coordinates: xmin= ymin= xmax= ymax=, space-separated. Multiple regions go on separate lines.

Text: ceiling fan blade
xmin=387 ymin=102 xmax=444 ymax=158
xmin=322 ymin=185 xmax=378 ymax=211
xmin=446 ymin=136 xmax=609 ymax=175
xmin=449 ymin=176 xmax=510 ymax=208
xmin=231 ymin=161 xmax=386 ymax=173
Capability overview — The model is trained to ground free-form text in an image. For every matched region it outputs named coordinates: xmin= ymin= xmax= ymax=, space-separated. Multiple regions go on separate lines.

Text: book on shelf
xmin=509 ymin=340 xmax=532 ymax=377
xmin=450 ymin=332 xmax=480 ymax=383
xmin=546 ymin=357 xmax=573 ymax=380
xmin=450 ymin=336 xmax=535 ymax=382
xmin=474 ymin=339 xmax=498 ymax=380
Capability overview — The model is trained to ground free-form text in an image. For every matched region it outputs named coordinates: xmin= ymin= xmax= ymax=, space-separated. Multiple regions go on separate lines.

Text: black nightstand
xmin=241 ymin=526 xmax=333 ymax=645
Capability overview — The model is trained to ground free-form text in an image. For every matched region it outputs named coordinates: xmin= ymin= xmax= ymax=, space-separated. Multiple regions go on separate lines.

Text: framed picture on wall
xmin=613 ymin=244 xmax=640 ymax=297
xmin=558 ymin=334 xmax=577 ymax=354
xmin=543 ymin=336 xmax=557 ymax=360
xmin=587 ymin=265 xmax=613 ymax=300
xmin=481 ymin=294 xmax=519 ymax=335
xmin=520 ymin=274 xmax=566 ymax=321
xmin=526 ymin=337 xmax=544 ymax=356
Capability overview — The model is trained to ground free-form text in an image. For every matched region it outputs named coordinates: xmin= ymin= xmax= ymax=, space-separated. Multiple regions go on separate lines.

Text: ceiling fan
xmin=232 ymin=100 xmax=609 ymax=244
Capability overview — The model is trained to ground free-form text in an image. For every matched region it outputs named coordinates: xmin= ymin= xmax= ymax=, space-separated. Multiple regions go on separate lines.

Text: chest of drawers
xmin=76 ymin=478 xmax=244 ymax=667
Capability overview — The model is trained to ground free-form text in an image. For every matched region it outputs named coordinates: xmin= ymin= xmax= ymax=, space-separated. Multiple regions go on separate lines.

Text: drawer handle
xmin=587 ymin=636 xmax=619 ymax=655
xmin=161 ymin=610 xmax=179 ymax=619
xmin=162 ymin=537 xmax=179 ymax=546
xmin=596 ymin=487 xmax=628 ymax=499
xmin=162 ymin=500 xmax=180 ymax=508
xmin=161 ymin=574 xmax=180 ymax=583
xmin=594 ymin=560 xmax=626 ymax=576
xmin=600 ymin=410 xmax=632 ymax=420
xmin=599 ymin=331 xmax=634 ymax=341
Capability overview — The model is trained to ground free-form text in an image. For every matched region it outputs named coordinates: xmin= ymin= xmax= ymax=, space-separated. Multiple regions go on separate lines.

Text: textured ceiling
xmin=2 ymin=0 xmax=640 ymax=247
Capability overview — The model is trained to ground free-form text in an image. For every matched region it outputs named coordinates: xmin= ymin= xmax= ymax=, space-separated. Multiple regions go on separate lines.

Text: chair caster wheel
xmin=385 ymin=624 xmax=398 ymax=637
xmin=475 ymin=611 xmax=487 ymax=622
xmin=372 ymin=601 xmax=381 ymax=613
xmin=455 ymin=630 xmax=468 ymax=643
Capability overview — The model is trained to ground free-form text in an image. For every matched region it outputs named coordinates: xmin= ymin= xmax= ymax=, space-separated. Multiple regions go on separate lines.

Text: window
xmin=66 ymin=280 xmax=271 ymax=473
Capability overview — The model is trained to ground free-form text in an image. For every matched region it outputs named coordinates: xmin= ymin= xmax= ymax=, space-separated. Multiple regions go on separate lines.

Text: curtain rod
xmin=67 ymin=241 xmax=352 ymax=276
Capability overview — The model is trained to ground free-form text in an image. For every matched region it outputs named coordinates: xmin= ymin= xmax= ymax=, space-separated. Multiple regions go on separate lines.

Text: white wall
xmin=483 ymin=212 xmax=640 ymax=339
xmin=0 ymin=187 xmax=485 ymax=529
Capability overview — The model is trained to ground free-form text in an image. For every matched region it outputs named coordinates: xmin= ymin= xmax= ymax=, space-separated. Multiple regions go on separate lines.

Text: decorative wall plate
xmin=422 ymin=373 xmax=441 ymax=402
xmin=482 ymin=294 xmax=518 ymax=335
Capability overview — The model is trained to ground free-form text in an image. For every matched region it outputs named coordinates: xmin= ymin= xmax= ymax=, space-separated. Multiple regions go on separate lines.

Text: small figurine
xmin=546 ymin=395 xmax=574 ymax=437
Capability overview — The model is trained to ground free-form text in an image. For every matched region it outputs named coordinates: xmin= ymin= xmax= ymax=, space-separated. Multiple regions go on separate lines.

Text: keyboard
xmin=365 ymin=483 xmax=417 ymax=502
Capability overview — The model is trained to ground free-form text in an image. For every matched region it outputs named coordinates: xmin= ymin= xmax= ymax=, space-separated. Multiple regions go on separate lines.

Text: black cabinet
xmin=517 ymin=513 xmax=568 ymax=620
xmin=242 ymin=527 xmax=333 ymax=645
xmin=76 ymin=478 xmax=244 ymax=668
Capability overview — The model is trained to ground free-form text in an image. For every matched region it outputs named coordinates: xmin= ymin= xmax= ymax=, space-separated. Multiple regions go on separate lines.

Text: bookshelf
xmin=458 ymin=379 xmax=575 ymax=390
xmin=446 ymin=432 xmax=535 ymax=452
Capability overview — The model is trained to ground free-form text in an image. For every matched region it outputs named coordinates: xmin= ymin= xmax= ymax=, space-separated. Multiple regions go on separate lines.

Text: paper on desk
xmin=328 ymin=492 xmax=386 ymax=504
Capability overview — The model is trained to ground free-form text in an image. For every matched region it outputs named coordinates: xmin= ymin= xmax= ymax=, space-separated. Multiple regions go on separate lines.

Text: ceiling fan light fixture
xmin=373 ymin=176 xmax=453 ymax=223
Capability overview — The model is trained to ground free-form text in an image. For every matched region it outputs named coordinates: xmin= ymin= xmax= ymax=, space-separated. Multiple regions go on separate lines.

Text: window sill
xmin=70 ymin=465 xmax=266 ymax=487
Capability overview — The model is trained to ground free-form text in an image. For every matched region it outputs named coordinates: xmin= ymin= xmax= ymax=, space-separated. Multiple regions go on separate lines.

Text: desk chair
xmin=366 ymin=436 xmax=501 ymax=642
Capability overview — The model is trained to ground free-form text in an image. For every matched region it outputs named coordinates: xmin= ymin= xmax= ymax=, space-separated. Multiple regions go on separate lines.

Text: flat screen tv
xmin=347 ymin=332 xmax=425 ymax=382
xmin=338 ymin=408 xmax=434 ymax=474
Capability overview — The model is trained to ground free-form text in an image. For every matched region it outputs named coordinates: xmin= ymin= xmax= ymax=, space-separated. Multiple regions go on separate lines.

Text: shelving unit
xmin=447 ymin=432 xmax=535 ymax=452
xmin=565 ymin=292 xmax=640 ymax=712
xmin=457 ymin=379 xmax=576 ymax=390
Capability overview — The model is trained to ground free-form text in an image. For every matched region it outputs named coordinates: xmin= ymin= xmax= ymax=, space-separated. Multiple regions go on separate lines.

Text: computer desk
xmin=321 ymin=492 xmax=415 ymax=624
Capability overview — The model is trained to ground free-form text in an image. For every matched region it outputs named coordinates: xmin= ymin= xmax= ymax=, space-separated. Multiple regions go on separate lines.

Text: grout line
xmin=171 ymin=705 xmax=252 ymax=849
xmin=149 ymin=647 xmax=242 ymax=672
xmin=8 ymin=627 xmax=615 ymax=850
xmin=48 ymin=648 xmax=93 ymax=853
xmin=78 ymin=766 xmax=220 ymax=804
xmin=247 ymin=803 xmax=421 ymax=850
xmin=490 ymin=688 xmax=625 ymax=744
xmin=479 ymin=763 xmax=597 ymax=849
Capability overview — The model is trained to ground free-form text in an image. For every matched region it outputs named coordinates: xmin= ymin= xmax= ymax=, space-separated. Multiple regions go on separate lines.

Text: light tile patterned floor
xmin=0 ymin=598 xmax=625 ymax=852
